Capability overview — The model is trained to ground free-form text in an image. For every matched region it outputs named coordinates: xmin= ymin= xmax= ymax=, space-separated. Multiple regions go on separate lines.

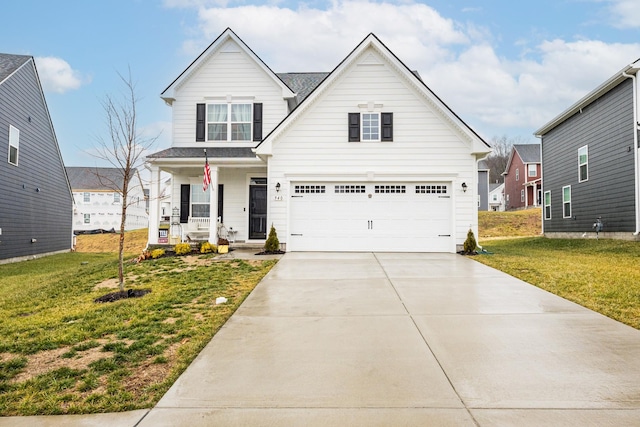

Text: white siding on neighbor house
xmin=72 ymin=185 xmax=148 ymax=232
xmin=267 ymin=49 xmax=478 ymax=249
xmin=170 ymin=40 xmax=289 ymax=147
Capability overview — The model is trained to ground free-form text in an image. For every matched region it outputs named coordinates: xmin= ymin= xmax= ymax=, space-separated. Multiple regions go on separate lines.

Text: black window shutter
xmin=217 ymin=184 xmax=224 ymax=223
xmin=348 ymin=113 xmax=360 ymax=142
xmin=180 ymin=184 xmax=190 ymax=223
xmin=381 ymin=112 xmax=393 ymax=141
xmin=196 ymin=103 xmax=206 ymax=142
xmin=253 ymin=103 xmax=263 ymax=141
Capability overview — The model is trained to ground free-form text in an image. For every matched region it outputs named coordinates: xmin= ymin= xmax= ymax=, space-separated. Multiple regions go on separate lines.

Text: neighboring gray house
xmin=66 ymin=167 xmax=148 ymax=234
xmin=0 ymin=53 xmax=73 ymax=262
xmin=535 ymin=59 xmax=640 ymax=239
xmin=478 ymin=159 xmax=489 ymax=211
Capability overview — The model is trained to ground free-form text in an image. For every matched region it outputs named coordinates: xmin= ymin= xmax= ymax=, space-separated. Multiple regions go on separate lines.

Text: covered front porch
xmin=146 ymin=147 xmax=270 ymax=246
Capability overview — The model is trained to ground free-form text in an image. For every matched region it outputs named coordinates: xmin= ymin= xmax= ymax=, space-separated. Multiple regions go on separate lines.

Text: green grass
xmin=475 ymin=237 xmax=640 ymax=329
xmin=0 ymin=252 xmax=276 ymax=416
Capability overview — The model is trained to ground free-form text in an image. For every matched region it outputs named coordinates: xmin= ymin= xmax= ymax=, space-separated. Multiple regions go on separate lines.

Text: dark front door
xmin=249 ymin=181 xmax=267 ymax=239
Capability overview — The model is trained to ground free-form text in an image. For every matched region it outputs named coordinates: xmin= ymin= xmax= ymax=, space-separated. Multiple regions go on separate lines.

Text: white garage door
xmin=289 ymin=182 xmax=453 ymax=252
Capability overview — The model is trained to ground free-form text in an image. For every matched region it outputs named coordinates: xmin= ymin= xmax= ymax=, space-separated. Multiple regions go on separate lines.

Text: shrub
xmin=463 ymin=229 xmax=477 ymax=254
xmin=151 ymin=248 xmax=165 ymax=259
xmin=174 ymin=243 xmax=192 ymax=255
xmin=200 ymin=241 xmax=216 ymax=254
xmin=264 ymin=224 xmax=280 ymax=253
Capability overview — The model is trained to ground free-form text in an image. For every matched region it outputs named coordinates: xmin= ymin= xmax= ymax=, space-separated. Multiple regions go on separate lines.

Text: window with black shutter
xmin=348 ymin=113 xmax=360 ymax=142
xmin=196 ymin=104 xmax=206 ymax=142
xmin=381 ymin=112 xmax=393 ymax=141
xmin=253 ymin=103 xmax=262 ymax=141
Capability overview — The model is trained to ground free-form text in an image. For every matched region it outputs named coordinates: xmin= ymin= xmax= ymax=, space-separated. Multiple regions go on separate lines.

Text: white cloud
xmin=172 ymin=0 xmax=640 ymax=139
xmin=35 ymin=56 xmax=88 ymax=94
xmin=608 ymin=0 xmax=640 ymax=28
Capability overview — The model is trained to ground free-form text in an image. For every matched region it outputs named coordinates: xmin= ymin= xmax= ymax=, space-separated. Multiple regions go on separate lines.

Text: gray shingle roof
xmin=0 ymin=53 xmax=31 ymax=84
xmin=66 ymin=167 xmax=134 ymax=191
xmin=514 ymin=144 xmax=541 ymax=163
xmin=146 ymin=147 xmax=256 ymax=159
xmin=277 ymin=72 xmax=328 ymax=103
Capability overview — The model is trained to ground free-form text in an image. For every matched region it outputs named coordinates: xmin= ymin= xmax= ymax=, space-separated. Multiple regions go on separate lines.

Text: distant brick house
xmin=503 ymin=144 xmax=541 ymax=211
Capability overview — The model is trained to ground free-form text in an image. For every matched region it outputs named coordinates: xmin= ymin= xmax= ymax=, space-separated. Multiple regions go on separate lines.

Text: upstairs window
xmin=348 ymin=112 xmax=393 ymax=142
xmin=83 ymin=192 xmax=90 ymax=203
xmin=8 ymin=125 xmax=19 ymax=166
xmin=114 ymin=193 xmax=121 ymax=203
xmin=196 ymin=103 xmax=262 ymax=142
xmin=528 ymin=164 xmax=537 ymax=177
xmin=578 ymin=145 xmax=588 ymax=182
xmin=516 ymin=168 xmax=520 ymax=181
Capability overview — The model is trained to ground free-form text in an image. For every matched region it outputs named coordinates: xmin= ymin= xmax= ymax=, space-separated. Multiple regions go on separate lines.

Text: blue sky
xmin=2 ymin=0 xmax=640 ymax=168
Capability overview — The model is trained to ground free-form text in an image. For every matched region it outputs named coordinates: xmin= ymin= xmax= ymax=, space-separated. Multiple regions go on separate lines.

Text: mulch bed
xmin=94 ymin=289 xmax=151 ymax=303
xmin=254 ymin=250 xmax=285 ymax=255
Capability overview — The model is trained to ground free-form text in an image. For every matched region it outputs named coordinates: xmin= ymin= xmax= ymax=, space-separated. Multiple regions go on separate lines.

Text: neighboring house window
xmin=492 ymin=194 xmax=498 ymax=202
xmin=528 ymin=164 xmax=536 ymax=177
xmin=348 ymin=112 xmax=393 ymax=142
xmin=114 ymin=193 xmax=120 ymax=203
xmin=506 ymin=194 xmax=510 ymax=202
xmin=578 ymin=145 xmax=588 ymax=182
xmin=562 ymin=186 xmax=571 ymax=218
xmin=516 ymin=168 xmax=519 ymax=181
xmin=521 ymin=189 xmax=525 ymax=202
xmin=190 ymin=184 xmax=210 ymax=217
xmin=84 ymin=214 xmax=91 ymax=224
xmin=195 ymin=102 xmax=264 ymax=142
xmin=84 ymin=192 xmax=90 ymax=203
xmin=8 ymin=125 xmax=19 ymax=166
xmin=544 ymin=191 xmax=551 ymax=220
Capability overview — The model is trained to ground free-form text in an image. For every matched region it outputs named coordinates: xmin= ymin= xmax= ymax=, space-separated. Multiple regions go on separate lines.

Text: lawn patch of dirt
xmin=94 ymin=289 xmax=151 ymax=303
xmin=11 ymin=346 xmax=114 ymax=384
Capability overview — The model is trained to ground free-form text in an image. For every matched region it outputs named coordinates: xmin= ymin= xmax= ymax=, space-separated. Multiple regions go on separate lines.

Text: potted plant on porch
xmin=217 ymin=237 xmax=230 ymax=254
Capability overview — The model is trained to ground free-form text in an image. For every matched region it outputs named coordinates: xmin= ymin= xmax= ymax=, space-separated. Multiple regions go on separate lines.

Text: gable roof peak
xmin=160 ymin=28 xmax=294 ymax=104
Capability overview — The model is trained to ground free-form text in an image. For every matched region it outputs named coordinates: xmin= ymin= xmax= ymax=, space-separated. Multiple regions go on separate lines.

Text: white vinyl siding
xmin=8 ymin=125 xmax=19 ymax=166
xmin=169 ymin=39 xmax=288 ymax=147
xmin=562 ymin=185 xmax=571 ymax=218
xmin=578 ymin=145 xmax=588 ymax=182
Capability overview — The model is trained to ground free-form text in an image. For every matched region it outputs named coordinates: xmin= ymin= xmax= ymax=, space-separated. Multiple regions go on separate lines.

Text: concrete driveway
xmin=136 ymin=252 xmax=640 ymax=426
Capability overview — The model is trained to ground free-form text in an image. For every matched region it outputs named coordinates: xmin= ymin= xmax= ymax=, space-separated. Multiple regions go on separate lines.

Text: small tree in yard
xmin=463 ymin=229 xmax=477 ymax=255
xmin=264 ymin=224 xmax=280 ymax=253
xmin=94 ymin=69 xmax=158 ymax=292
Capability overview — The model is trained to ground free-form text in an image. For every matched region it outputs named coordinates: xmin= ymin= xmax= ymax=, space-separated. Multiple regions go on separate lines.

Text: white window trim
xmin=516 ymin=168 xmax=519 ymax=181
xmin=361 ymin=112 xmax=380 ymax=142
xmin=83 ymin=192 xmax=90 ymax=203
xmin=206 ymin=102 xmax=253 ymax=142
xmin=520 ymin=189 xmax=525 ymax=202
xmin=562 ymin=185 xmax=572 ymax=218
xmin=8 ymin=125 xmax=19 ymax=166
xmin=528 ymin=164 xmax=536 ymax=177
xmin=544 ymin=190 xmax=552 ymax=220
xmin=578 ymin=145 xmax=588 ymax=183
xmin=84 ymin=213 xmax=91 ymax=224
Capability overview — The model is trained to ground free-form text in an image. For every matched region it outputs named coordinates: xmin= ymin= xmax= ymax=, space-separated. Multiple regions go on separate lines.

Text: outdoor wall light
xmin=461 ymin=182 xmax=468 ymax=192
xmin=276 ymin=182 xmax=281 ymax=192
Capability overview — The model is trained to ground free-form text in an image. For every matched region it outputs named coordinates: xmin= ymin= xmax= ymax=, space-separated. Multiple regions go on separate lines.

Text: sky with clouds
xmin=2 ymin=0 xmax=640 ymax=168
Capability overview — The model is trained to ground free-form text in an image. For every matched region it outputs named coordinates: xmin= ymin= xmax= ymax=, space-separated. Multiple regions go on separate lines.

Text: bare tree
xmin=94 ymin=69 xmax=158 ymax=292
xmin=485 ymin=135 xmax=532 ymax=183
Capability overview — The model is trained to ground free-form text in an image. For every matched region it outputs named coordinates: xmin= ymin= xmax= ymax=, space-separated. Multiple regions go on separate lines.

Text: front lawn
xmin=474 ymin=237 xmax=640 ymax=329
xmin=0 ymin=252 xmax=276 ymax=416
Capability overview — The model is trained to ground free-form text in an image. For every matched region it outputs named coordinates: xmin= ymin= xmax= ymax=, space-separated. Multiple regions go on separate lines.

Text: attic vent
xmin=358 ymin=52 xmax=384 ymax=66
xmin=220 ymin=41 xmax=241 ymax=53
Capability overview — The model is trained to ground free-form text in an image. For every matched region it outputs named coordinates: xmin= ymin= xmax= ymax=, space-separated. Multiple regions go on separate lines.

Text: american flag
xmin=203 ymin=150 xmax=211 ymax=192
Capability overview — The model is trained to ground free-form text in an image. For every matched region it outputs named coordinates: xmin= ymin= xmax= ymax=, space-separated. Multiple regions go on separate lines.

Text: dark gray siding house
xmin=535 ymin=59 xmax=640 ymax=239
xmin=478 ymin=159 xmax=489 ymax=211
xmin=0 ymin=53 xmax=73 ymax=262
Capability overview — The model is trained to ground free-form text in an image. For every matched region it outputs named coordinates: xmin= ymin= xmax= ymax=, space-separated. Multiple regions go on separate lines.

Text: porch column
xmin=533 ymin=182 xmax=538 ymax=207
xmin=208 ymin=166 xmax=219 ymax=244
xmin=147 ymin=165 xmax=161 ymax=245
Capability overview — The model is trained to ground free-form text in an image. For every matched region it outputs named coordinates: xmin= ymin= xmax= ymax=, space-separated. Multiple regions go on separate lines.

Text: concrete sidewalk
xmin=3 ymin=252 xmax=640 ymax=426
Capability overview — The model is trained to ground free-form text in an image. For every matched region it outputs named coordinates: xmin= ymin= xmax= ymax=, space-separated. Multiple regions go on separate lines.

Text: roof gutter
xmin=622 ymin=69 xmax=640 ymax=235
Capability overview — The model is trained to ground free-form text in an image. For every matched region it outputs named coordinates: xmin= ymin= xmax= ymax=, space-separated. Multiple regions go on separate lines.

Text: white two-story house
xmin=67 ymin=167 xmax=148 ymax=234
xmin=146 ymin=28 xmax=491 ymax=252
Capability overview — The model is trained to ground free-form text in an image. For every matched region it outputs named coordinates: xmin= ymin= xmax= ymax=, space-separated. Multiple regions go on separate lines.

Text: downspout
xmin=622 ymin=69 xmax=640 ymax=235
